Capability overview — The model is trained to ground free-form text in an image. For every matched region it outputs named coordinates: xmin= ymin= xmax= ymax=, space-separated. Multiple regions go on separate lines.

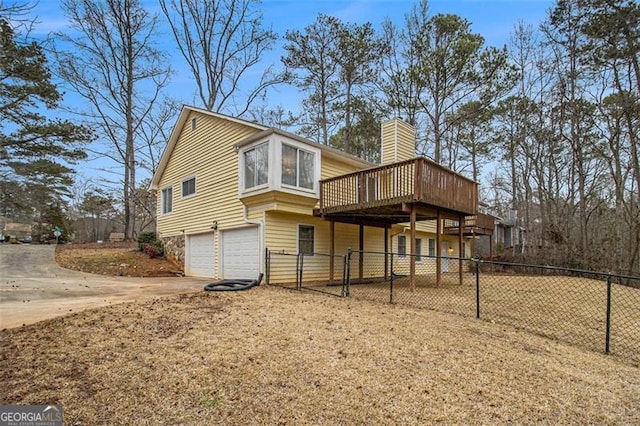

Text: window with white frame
xmin=398 ymin=235 xmax=406 ymax=257
xmin=416 ymin=238 xmax=422 ymax=261
xmin=161 ymin=186 xmax=172 ymax=214
xmin=244 ymin=142 xmax=269 ymax=190
xmin=182 ymin=176 xmax=196 ymax=198
xmin=298 ymin=225 xmax=314 ymax=255
xmin=428 ymin=238 xmax=436 ymax=257
xmin=282 ymin=144 xmax=314 ymax=190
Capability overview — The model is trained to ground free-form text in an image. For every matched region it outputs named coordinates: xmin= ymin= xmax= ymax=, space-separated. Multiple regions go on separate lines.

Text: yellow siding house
xmin=151 ymin=106 xmax=476 ymax=281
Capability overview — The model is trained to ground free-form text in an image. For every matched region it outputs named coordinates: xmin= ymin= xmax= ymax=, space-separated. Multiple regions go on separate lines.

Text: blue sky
xmin=30 ymin=0 xmax=554 ymax=186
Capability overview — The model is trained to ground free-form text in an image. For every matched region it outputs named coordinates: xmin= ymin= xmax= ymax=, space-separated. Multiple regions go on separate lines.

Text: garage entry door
xmin=187 ymin=232 xmax=215 ymax=278
xmin=222 ymin=226 xmax=259 ymax=279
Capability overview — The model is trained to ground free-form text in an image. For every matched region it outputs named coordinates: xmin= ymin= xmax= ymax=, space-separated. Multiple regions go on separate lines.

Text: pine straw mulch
xmin=1 ymin=286 xmax=639 ymax=425
xmin=55 ymin=242 xmax=182 ymax=277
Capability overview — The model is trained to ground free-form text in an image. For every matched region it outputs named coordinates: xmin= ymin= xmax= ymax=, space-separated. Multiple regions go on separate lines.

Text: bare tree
xmin=55 ymin=0 xmax=171 ymax=240
xmin=160 ymin=0 xmax=283 ymax=115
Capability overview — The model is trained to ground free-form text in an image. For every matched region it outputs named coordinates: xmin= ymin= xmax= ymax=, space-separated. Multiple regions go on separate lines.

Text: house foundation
xmin=161 ymin=235 xmax=185 ymax=267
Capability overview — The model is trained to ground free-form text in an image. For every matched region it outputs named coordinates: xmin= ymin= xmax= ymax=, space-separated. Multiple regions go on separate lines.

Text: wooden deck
xmin=315 ymin=157 xmax=477 ymax=224
xmin=443 ymin=213 xmax=495 ymax=236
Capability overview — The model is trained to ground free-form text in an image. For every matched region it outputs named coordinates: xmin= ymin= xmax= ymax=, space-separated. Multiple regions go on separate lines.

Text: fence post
xmin=299 ymin=253 xmax=305 ymax=290
xmin=390 ymin=252 xmax=394 ymax=304
xmin=295 ymin=253 xmax=301 ymax=290
xmin=341 ymin=254 xmax=347 ymax=297
xmin=345 ymin=248 xmax=352 ymax=297
xmin=265 ymin=248 xmax=270 ymax=285
xmin=475 ymin=259 xmax=481 ymax=319
xmin=605 ymin=274 xmax=612 ymax=354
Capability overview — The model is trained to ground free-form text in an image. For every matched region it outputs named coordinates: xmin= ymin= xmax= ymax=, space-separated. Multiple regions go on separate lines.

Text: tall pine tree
xmin=0 ymin=15 xmax=90 ymax=220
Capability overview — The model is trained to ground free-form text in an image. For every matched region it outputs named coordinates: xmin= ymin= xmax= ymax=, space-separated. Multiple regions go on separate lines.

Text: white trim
xmin=239 ymin=140 xmax=270 ymax=194
xmin=280 ymin=141 xmax=318 ymax=192
xmin=397 ymin=234 xmax=407 ymax=257
xmin=160 ymin=185 xmax=173 ymax=215
xmin=150 ymin=105 xmax=267 ymax=190
xmin=428 ymin=238 xmax=436 ymax=257
xmin=297 ymin=223 xmax=315 ymax=256
xmin=181 ymin=175 xmax=197 ymax=199
xmin=185 ymin=231 xmax=216 ymax=278
xmin=238 ymin=135 xmax=321 ymax=199
xmin=415 ymin=237 xmax=422 ymax=262
xmin=220 ymin=225 xmax=260 ymax=279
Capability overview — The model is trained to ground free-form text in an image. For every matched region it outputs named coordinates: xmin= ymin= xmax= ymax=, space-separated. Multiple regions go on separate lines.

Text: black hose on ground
xmin=203 ymin=273 xmax=263 ymax=292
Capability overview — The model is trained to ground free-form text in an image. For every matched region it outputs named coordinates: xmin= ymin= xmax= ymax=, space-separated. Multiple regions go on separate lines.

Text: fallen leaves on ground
xmin=55 ymin=242 xmax=181 ymax=277
xmin=1 ymin=286 xmax=638 ymax=424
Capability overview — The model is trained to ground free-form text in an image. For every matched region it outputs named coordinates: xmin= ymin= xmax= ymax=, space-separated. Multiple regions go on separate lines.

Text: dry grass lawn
xmin=302 ymin=273 xmax=640 ymax=364
xmin=1 ymin=286 xmax=639 ymax=424
xmin=55 ymin=242 xmax=181 ymax=277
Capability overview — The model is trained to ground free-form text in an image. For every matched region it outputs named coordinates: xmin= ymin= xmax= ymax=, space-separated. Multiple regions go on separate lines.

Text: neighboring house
xmin=1 ymin=222 xmax=32 ymax=242
xmin=474 ymin=207 xmax=524 ymax=257
xmin=151 ymin=106 xmax=483 ymax=283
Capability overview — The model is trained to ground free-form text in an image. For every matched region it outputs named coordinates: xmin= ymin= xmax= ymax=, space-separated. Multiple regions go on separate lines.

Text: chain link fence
xmin=266 ymin=249 xmax=640 ymax=364
xmin=266 ymin=250 xmax=346 ymax=296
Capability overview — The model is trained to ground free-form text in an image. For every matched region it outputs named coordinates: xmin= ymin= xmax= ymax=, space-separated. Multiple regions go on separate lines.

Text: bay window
xmin=282 ymin=144 xmax=314 ymax=190
xmin=244 ymin=142 xmax=269 ymax=190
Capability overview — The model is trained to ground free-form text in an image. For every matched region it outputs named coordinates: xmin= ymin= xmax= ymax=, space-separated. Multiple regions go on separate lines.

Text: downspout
xmin=243 ymin=204 xmax=266 ymax=275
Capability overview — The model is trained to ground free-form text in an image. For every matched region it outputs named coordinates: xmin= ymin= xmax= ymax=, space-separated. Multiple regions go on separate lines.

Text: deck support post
xmin=436 ymin=211 xmax=442 ymax=287
xmin=458 ymin=214 xmax=464 ymax=285
xmin=489 ymin=233 xmax=493 ymax=258
xmin=410 ymin=204 xmax=417 ymax=291
xmin=329 ymin=220 xmax=335 ymax=284
xmin=359 ymin=223 xmax=364 ymax=281
xmin=384 ymin=225 xmax=389 ymax=280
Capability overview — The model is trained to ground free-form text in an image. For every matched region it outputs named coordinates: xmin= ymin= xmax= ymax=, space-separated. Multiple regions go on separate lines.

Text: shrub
xmin=143 ymin=240 xmax=164 ymax=258
xmin=137 ymin=232 xmax=157 ymax=251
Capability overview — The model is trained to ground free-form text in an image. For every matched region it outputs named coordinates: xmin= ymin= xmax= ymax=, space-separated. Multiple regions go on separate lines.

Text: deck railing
xmin=444 ymin=213 xmax=495 ymax=234
xmin=318 ymin=157 xmax=477 ymax=216
xmin=473 ymin=213 xmax=495 ymax=231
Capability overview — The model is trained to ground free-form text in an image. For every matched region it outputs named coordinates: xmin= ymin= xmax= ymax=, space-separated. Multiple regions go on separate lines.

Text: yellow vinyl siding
xmin=156 ymin=111 xmax=261 ymax=238
xmin=264 ymin=211 xmax=470 ymax=282
xmin=321 ymin=155 xmax=363 ymax=180
xmin=265 ymin=211 xmax=421 ymax=283
xmin=381 ymin=118 xmax=415 ymax=165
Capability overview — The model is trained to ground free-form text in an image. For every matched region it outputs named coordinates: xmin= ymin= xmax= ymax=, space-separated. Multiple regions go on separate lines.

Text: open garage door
xmin=222 ymin=226 xmax=260 ymax=279
xmin=186 ymin=232 xmax=215 ymax=278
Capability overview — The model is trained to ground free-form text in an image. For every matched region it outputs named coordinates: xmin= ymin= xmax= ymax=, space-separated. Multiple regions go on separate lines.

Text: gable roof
xmin=150 ymin=105 xmax=267 ymax=190
xmin=150 ymin=105 xmax=375 ymax=190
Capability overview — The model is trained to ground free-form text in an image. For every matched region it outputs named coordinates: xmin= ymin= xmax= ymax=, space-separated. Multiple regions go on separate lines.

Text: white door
xmin=222 ymin=226 xmax=260 ymax=279
xmin=187 ymin=232 xmax=215 ymax=278
xmin=441 ymin=241 xmax=449 ymax=273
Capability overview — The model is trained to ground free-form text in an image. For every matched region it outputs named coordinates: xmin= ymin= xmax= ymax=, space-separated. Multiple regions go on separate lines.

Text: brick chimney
xmin=380 ymin=118 xmax=416 ymax=165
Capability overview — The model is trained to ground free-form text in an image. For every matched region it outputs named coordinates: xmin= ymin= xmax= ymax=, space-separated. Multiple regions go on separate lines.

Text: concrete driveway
xmin=0 ymin=244 xmax=209 ymax=329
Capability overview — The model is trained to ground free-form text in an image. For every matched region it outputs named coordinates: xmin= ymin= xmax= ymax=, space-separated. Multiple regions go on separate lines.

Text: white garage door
xmin=222 ymin=226 xmax=260 ymax=279
xmin=187 ymin=233 xmax=215 ymax=278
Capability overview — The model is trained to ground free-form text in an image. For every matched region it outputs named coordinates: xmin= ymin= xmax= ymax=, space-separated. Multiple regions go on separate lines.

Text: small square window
xmin=161 ymin=186 xmax=172 ymax=214
xmin=182 ymin=177 xmax=196 ymax=198
xmin=298 ymin=225 xmax=314 ymax=255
